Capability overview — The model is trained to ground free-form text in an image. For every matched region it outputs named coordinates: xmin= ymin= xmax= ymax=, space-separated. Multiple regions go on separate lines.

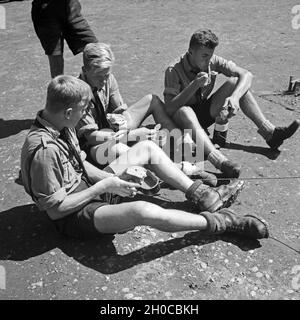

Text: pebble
xmin=49 ymin=251 xmax=56 ymax=256
xmin=268 ymin=259 xmax=273 ymax=263
xmin=171 ymin=233 xmax=177 ymax=238
xmin=122 ymin=288 xmax=130 ymax=293
xmin=250 ymin=291 xmax=256 ymax=297
xmin=165 ymin=291 xmax=172 ymax=298
xmin=224 ymin=259 xmax=229 ymax=264
xmin=265 ymin=274 xmax=271 ymax=280
xmin=235 ymin=263 xmax=240 ymax=267
xmin=101 ymin=286 xmax=108 ymax=291
xmin=256 ymin=272 xmax=263 ymax=278
xmin=287 ymin=290 xmax=294 ymax=294
xmin=251 ymin=266 xmax=259 ymax=273
xmin=124 ymin=293 xmax=134 ymax=299
xmin=270 ymin=210 xmax=277 ymax=214
xmin=200 ymin=261 xmax=207 ymax=269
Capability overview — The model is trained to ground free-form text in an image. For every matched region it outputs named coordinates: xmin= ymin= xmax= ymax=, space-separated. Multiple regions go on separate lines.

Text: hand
xmin=195 ymin=72 xmax=210 ymax=87
xmin=101 ymin=176 xmax=141 ymax=197
xmin=112 ymin=129 xmax=129 ymax=141
xmin=221 ymin=96 xmax=240 ymax=119
xmin=113 ymin=104 xmax=128 ymax=114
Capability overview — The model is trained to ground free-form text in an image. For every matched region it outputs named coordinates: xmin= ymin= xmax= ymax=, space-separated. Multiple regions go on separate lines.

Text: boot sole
xmin=206 ymin=180 xmax=245 ymax=212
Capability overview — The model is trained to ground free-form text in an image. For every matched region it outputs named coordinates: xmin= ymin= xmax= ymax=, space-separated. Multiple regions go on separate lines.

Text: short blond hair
xmin=83 ymin=42 xmax=115 ymax=71
xmin=46 ymin=75 xmax=93 ymax=113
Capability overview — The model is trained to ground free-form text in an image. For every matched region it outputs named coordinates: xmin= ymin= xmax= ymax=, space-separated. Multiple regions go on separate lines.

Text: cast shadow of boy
xmin=0 ymin=202 xmax=262 ymax=275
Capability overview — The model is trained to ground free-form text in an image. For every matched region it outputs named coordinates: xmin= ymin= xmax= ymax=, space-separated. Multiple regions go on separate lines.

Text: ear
xmin=65 ymin=107 xmax=73 ymax=120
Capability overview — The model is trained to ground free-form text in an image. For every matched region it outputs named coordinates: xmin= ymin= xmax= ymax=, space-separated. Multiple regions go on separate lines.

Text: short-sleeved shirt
xmin=76 ymin=70 xmax=125 ymax=144
xmin=164 ymin=53 xmax=238 ymax=106
xmin=21 ymin=111 xmax=87 ymax=215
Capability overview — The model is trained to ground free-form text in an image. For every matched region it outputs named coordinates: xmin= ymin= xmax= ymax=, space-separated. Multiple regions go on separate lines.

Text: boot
xmin=201 ymin=209 xmax=269 ymax=239
xmin=267 ymin=120 xmax=300 ymax=150
xmin=186 ymin=179 xmax=244 ymax=212
xmin=220 ymin=160 xmax=241 ymax=178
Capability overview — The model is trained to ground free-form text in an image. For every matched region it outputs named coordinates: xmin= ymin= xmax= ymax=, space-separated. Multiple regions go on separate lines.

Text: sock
xmin=200 ymin=212 xmax=226 ymax=234
xmin=185 ymin=180 xmax=208 ymax=201
xmin=257 ymin=120 xmax=275 ymax=141
xmin=207 ymin=150 xmax=227 ymax=170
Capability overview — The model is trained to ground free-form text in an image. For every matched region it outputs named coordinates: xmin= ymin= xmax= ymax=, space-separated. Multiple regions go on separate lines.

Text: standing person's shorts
xmin=31 ymin=0 xmax=98 ymax=56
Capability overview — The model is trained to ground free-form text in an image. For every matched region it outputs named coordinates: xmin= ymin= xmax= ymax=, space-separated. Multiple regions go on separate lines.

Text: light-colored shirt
xmin=21 ymin=111 xmax=86 ymax=213
xmin=77 ymin=69 xmax=126 ymax=139
xmin=164 ymin=53 xmax=237 ymax=105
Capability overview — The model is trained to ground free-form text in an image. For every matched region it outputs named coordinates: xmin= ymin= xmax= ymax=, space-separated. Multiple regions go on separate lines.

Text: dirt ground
xmin=0 ymin=0 xmax=299 ymax=301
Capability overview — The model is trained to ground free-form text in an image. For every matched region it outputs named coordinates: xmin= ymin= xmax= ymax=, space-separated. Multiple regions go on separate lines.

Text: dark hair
xmin=189 ymin=29 xmax=219 ymax=50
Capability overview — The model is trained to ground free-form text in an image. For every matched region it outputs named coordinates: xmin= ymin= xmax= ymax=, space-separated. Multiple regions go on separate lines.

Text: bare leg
xmin=107 ymin=140 xmax=193 ymax=192
xmin=93 ymin=200 xmax=208 ymax=233
xmin=172 ymin=106 xmax=240 ymax=176
xmin=210 ymin=77 xmax=268 ymax=128
xmin=172 ymin=106 xmax=218 ymax=157
xmin=123 ymin=94 xmax=177 ymax=131
xmin=91 ymin=141 xmax=130 ymax=166
xmin=48 ymin=55 xmax=64 ymax=78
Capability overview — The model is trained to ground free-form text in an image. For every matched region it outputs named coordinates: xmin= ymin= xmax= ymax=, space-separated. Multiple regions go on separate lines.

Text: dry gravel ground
xmin=0 ymin=0 xmax=299 ymax=300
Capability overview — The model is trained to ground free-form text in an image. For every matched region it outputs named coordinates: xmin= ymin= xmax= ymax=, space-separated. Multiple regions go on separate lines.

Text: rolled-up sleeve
xmin=76 ymin=107 xmax=99 ymax=138
xmin=109 ymin=74 xmax=126 ymax=110
xmin=213 ymin=55 xmax=238 ymax=77
xmin=163 ymin=67 xmax=181 ymax=103
xmin=30 ymin=146 xmax=67 ymax=210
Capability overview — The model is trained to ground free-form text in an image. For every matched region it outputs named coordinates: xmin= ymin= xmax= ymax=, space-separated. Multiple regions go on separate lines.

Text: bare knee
xmin=173 ymin=106 xmax=197 ymax=127
xmin=129 ymin=201 xmax=156 ymax=224
xmin=136 ymin=139 xmax=160 ymax=152
xmin=111 ymin=143 xmax=130 ymax=157
xmin=131 ymin=201 xmax=161 ymax=224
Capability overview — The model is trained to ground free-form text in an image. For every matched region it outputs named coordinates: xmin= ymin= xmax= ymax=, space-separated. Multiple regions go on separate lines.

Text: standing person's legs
xmin=31 ymin=0 xmax=66 ymax=78
xmin=48 ymin=54 xmax=64 ymax=78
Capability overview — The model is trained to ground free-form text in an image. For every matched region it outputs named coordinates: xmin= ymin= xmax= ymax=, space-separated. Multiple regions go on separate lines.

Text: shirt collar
xmin=36 ymin=110 xmax=61 ymax=140
xmin=80 ymin=67 xmax=105 ymax=92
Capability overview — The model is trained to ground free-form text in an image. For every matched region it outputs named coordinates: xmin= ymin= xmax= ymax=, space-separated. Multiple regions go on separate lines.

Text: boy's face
xmin=84 ymin=65 xmax=111 ymax=89
xmin=189 ymin=46 xmax=214 ymax=72
xmin=67 ymin=97 xmax=91 ymax=128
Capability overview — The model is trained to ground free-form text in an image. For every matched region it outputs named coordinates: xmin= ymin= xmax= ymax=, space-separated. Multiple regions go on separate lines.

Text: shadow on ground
xmin=0 ymin=118 xmax=33 ymax=139
xmin=0 ymin=204 xmax=262 ymax=274
xmin=224 ymin=142 xmax=281 ymax=160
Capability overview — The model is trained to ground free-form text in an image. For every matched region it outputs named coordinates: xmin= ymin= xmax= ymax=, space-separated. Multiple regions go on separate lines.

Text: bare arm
xmin=230 ymin=66 xmax=253 ymax=101
xmin=83 ymin=160 xmax=114 ymax=183
xmin=165 ymin=73 xmax=209 ymax=117
xmin=47 ymin=176 xmax=141 ymax=220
